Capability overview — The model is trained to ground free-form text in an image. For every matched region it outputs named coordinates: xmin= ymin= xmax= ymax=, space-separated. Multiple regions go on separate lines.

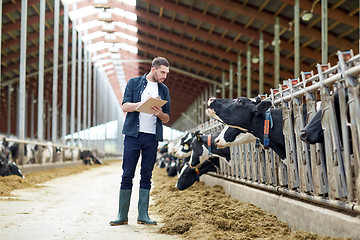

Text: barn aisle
xmin=0 ymin=161 xmax=180 ymax=240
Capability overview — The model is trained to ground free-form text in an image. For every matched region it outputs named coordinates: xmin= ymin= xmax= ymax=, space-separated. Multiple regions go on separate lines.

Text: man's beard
xmin=153 ymin=72 xmax=162 ymax=83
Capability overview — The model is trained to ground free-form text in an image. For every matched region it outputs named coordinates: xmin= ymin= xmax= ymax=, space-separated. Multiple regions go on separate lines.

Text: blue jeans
xmin=121 ymin=133 xmax=158 ymax=190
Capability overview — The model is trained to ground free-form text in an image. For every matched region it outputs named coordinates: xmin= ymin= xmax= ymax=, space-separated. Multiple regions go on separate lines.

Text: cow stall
xmin=185 ymin=50 xmax=360 ymax=239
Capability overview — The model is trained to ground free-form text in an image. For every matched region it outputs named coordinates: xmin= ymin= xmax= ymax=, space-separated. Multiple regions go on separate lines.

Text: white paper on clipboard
xmin=135 ymin=97 xmax=167 ymax=114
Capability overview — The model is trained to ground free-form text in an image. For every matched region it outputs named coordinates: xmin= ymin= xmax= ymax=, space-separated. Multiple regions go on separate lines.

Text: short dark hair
xmin=152 ymin=57 xmax=169 ymax=69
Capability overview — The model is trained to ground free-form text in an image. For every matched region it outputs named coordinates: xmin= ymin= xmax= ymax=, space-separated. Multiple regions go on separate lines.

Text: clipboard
xmin=135 ymin=97 xmax=167 ymax=114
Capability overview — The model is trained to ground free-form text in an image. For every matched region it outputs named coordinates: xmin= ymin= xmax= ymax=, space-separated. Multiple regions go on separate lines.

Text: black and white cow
xmin=189 ymin=131 xmax=230 ymax=166
xmin=207 ymin=97 xmax=286 ymax=159
xmin=176 ymin=131 xmax=230 ymax=190
xmin=0 ymin=153 xmax=25 ymax=178
xmin=300 ymin=109 xmax=324 ymax=144
xmin=215 ymin=125 xmax=257 ymax=148
xmin=80 ymin=150 xmax=101 ymax=165
xmin=175 ymin=131 xmax=195 ymax=159
xmin=176 ymin=157 xmax=220 ymax=191
xmin=300 ymin=91 xmax=343 ymax=145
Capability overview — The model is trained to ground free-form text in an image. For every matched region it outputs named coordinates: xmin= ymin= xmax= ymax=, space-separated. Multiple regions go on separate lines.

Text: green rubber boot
xmin=109 ymin=189 xmax=132 ymax=226
xmin=137 ymin=188 xmax=157 ymax=225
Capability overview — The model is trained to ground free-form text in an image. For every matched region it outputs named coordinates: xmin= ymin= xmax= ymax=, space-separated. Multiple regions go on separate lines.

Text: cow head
xmin=175 ymin=131 xmax=195 ymax=159
xmin=176 ymin=158 xmax=220 ymax=191
xmin=207 ymin=97 xmax=272 ymax=131
xmin=215 ymin=125 xmax=257 ymax=148
xmin=189 ymin=131 xmax=211 ymax=167
xmin=300 ymin=109 xmax=324 ymax=144
xmin=176 ymin=164 xmax=198 ymax=190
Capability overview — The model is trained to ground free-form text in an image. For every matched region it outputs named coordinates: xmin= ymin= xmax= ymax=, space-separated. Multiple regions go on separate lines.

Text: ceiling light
xmin=271 ymin=39 xmax=281 ymax=46
xmin=301 ymin=11 xmax=313 ymax=22
xmin=251 ymin=56 xmax=259 ymax=64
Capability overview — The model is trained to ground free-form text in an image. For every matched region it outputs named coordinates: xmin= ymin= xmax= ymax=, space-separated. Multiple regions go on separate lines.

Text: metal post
xmin=37 ymin=0 xmax=46 ymax=143
xmin=237 ymin=55 xmax=242 ymax=97
xmin=30 ymin=92 xmax=34 ymax=139
xmin=221 ymin=71 xmax=225 ymax=98
xmin=294 ymin=0 xmax=300 ymax=78
xmin=321 ymin=0 xmax=328 ymax=64
xmin=246 ymin=45 xmax=251 ymax=98
xmin=52 ymin=0 xmax=59 ymax=144
xmin=83 ymin=38 xmax=88 ymax=146
xmin=62 ymin=2 xmax=69 ymax=144
xmin=274 ymin=16 xmax=280 ymax=88
xmin=93 ymin=65 xmax=97 ymax=128
xmin=0 ymin=0 xmax=2 ymax=99
xmin=229 ymin=64 xmax=233 ymax=99
xmin=259 ymin=32 xmax=264 ymax=94
xmin=18 ymin=0 xmax=28 ymax=165
xmin=88 ymin=51 xmax=92 ymax=145
xmin=77 ymin=19 xmax=82 ymax=139
xmin=204 ymin=90 xmax=208 ymax=121
xmin=47 ymin=102 xmax=51 ymax=140
xmin=7 ymin=86 xmax=11 ymax=136
xmin=70 ymin=3 xmax=77 ymax=146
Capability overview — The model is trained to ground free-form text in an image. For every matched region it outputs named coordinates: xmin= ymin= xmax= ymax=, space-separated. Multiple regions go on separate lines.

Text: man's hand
xmin=151 ymin=105 xmax=163 ymax=116
xmin=151 ymin=105 xmax=169 ymax=123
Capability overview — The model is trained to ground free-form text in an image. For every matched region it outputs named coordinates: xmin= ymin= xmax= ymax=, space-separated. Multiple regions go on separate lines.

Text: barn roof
xmin=1 ymin=0 xmax=359 ymax=131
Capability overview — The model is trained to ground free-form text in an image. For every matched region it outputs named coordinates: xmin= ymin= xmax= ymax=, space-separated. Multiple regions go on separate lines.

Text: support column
xmin=0 ymin=0 xmax=2 ymax=99
xmin=294 ymin=0 xmax=300 ymax=78
xmin=7 ymin=86 xmax=11 ymax=136
xmin=246 ymin=45 xmax=251 ymax=98
xmin=30 ymin=92 xmax=35 ymax=139
xmin=87 ymin=51 xmax=92 ymax=145
xmin=52 ymin=0 xmax=60 ymax=143
xmin=18 ymin=0 xmax=28 ymax=165
xmin=62 ymin=2 xmax=69 ymax=144
xmin=237 ymin=55 xmax=242 ymax=97
xmin=274 ymin=16 xmax=280 ymax=88
xmin=229 ymin=64 xmax=233 ymax=99
xmin=38 ymin=0 xmax=45 ymax=142
xmin=70 ymin=3 xmax=77 ymax=146
xmin=321 ymin=0 xmax=328 ymax=64
xmin=221 ymin=71 xmax=225 ymax=98
xmin=259 ymin=32 xmax=264 ymax=94
xmin=77 ymin=19 xmax=82 ymax=138
xmin=93 ymin=65 xmax=97 ymax=127
xmin=83 ymin=38 xmax=88 ymax=146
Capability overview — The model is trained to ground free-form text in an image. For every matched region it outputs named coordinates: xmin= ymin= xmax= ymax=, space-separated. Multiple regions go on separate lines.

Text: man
xmin=110 ymin=57 xmax=170 ymax=226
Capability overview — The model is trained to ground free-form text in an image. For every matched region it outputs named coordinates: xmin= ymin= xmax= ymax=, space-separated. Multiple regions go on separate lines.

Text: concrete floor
xmin=0 ymin=161 xmax=181 ymax=240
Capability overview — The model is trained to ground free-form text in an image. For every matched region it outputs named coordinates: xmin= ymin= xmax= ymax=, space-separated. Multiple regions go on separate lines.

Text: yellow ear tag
xmin=184 ymin=144 xmax=189 ymax=150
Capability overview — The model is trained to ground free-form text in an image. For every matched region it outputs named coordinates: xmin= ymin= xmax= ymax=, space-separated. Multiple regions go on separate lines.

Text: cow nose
xmin=300 ymin=130 xmax=307 ymax=141
xmin=208 ymin=98 xmax=216 ymax=106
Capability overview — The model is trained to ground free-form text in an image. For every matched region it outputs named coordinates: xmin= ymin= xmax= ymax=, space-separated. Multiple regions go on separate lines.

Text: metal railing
xmin=193 ymin=50 xmax=360 ymax=214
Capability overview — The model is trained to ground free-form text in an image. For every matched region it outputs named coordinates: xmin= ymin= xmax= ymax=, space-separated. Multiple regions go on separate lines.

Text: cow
xmin=206 ymin=97 xmax=286 ymax=159
xmin=34 ymin=145 xmax=53 ymax=163
xmin=174 ymin=132 xmax=195 ymax=159
xmin=300 ymin=91 xmax=343 ymax=145
xmin=0 ymin=153 xmax=24 ymax=178
xmin=300 ymin=109 xmax=323 ymax=144
xmin=80 ymin=150 xmax=101 ymax=165
xmin=176 ymin=131 xmax=230 ymax=190
xmin=2 ymin=141 xmax=36 ymax=164
xmin=189 ymin=131 xmax=230 ymax=165
xmin=176 ymin=157 xmax=220 ymax=191
xmin=215 ymin=125 xmax=257 ymax=148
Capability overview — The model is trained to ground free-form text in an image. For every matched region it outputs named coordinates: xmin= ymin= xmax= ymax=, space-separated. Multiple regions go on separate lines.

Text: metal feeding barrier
xmin=195 ymin=50 xmax=360 ymax=215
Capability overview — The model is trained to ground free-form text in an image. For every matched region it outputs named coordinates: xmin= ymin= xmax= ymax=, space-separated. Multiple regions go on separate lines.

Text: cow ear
xmin=254 ymin=96 xmax=261 ymax=104
xmin=255 ymin=100 xmax=272 ymax=115
xmin=195 ymin=131 xmax=202 ymax=141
